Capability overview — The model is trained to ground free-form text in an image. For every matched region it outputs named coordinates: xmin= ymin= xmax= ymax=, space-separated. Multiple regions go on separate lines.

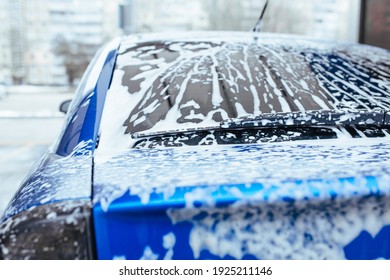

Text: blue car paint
xmin=344 ymin=226 xmax=390 ymax=260
xmin=0 ymin=41 xmax=119 ymax=222
xmin=92 ymin=141 xmax=390 ymax=259
xmin=93 ymin=176 xmax=390 ymax=260
xmin=56 ymin=43 xmax=119 ymax=157
xmin=1 ymin=152 xmax=92 ymax=221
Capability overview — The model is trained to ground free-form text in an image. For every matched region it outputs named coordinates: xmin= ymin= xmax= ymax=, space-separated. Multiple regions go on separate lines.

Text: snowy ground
xmin=0 ymin=87 xmax=74 ymax=216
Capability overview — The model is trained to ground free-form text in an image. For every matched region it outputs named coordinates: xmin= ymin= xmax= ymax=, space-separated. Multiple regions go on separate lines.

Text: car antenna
xmin=252 ymin=0 xmax=269 ymax=32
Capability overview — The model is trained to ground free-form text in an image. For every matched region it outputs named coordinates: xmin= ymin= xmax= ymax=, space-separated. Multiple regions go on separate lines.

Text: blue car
xmin=1 ymin=32 xmax=390 ymax=260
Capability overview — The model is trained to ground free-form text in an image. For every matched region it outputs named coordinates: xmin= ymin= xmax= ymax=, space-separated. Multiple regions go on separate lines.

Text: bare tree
xmin=202 ymin=0 xmax=312 ymax=34
xmin=261 ymin=0 xmax=312 ymax=35
xmin=53 ymin=37 xmax=97 ymax=87
xmin=204 ymin=0 xmax=245 ymax=30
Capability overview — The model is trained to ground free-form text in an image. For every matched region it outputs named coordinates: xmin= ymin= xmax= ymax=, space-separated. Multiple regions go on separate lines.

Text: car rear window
xmin=97 ymin=33 xmax=390 ymax=151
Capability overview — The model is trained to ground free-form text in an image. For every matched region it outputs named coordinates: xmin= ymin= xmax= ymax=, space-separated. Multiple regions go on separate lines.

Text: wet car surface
xmin=1 ymin=32 xmax=390 ymax=259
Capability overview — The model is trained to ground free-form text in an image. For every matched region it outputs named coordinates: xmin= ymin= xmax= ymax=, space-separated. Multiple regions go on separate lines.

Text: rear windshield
xmin=98 ymin=33 xmax=390 ymax=150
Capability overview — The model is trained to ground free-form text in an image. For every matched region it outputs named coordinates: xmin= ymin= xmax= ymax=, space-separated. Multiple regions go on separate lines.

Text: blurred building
xmin=311 ymin=0 xmax=361 ymax=42
xmin=48 ymin=0 xmax=122 ymax=85
xmin=0 ymin=1 xmax=12 ymax=85
xmin=1 ymin=0 xmax=122 ymax=86
xmin=240 ymin=0 xmax=360 ymax=42
xmin=8 ymin=0 xmax=26 ymax=85
xmin=120 ymin=0 xmax=208 ymax=33
xmin=4 ymin=0 xmax=53 ymax=85
xmin=119 ymin=0 xmax=362 ymax=43
xmin=0 ymin=0 xmax=387 ymax=86
xmin=24 ymin=0 xmax=52 ymax=85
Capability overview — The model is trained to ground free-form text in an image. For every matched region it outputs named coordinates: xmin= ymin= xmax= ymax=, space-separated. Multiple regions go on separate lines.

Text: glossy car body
xmin=1 ymin=32 xmax=390 ymax=260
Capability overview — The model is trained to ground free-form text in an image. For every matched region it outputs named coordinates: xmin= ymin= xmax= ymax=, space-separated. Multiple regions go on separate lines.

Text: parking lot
xmin=0 ymin=88 xmax=73 ymax=215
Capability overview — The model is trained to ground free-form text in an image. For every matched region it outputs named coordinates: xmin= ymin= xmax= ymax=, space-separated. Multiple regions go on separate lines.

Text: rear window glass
xmin=97 ymin=33 xmax=390 ymax=151
xmin=118 ymin=38 xmax=334 ymax=135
